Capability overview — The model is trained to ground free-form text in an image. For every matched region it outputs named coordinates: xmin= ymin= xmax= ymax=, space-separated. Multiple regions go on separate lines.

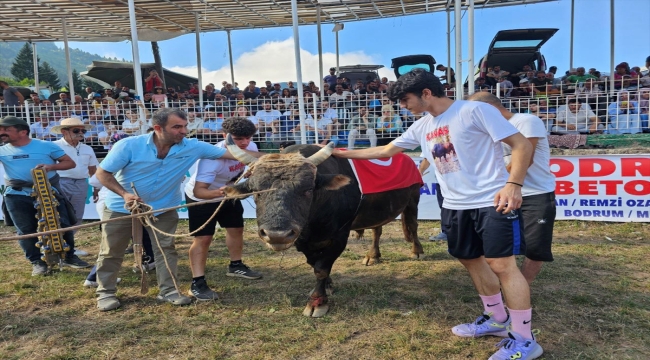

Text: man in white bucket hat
xmin=52 ymin=118 xmax=99 ymax=238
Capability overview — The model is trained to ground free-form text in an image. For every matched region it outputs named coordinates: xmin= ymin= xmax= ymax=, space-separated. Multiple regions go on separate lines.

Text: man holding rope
xmin=94 ymin=108 xmax=262 ymax=311
xmin=185 ymin=117 xmax=262 ymax=301
xmin=0 ymin=116 xmax=90 ymax=276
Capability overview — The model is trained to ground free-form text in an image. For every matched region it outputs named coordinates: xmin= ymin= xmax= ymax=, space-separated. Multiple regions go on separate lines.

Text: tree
xmin=151 ymin=41 xmax=167 ymax=89
xmin=65 ymin=69 xmax=85 ymax=97
xmin=39 ymin=61 xmax=61 ymax=90
xmin=10 ymin=43 xmax=38 ymax=81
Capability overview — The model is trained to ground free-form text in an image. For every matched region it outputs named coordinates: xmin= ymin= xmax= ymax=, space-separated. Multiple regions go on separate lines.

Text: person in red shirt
xmin=145 ymin=69 xmax=163 ymax=93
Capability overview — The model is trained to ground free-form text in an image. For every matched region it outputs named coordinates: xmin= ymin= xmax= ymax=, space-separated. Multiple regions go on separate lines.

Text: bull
xmin=224 ymin=140 xmax=423 ymax=317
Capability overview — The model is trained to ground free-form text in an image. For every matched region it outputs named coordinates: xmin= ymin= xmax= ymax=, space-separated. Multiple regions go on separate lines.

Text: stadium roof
xmin=0 ymin=0 xmax=557 ymax=42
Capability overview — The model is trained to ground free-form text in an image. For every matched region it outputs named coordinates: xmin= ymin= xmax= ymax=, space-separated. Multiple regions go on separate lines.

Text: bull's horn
xmin=306 ymin=142 xmax=335 ymax=166
xmin=225 ymin=133 xmax=257 ymax=165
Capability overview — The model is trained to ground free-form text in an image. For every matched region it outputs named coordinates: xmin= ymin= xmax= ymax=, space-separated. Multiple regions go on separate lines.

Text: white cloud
xmin=168 ymin=38 xmax=394 ymax=86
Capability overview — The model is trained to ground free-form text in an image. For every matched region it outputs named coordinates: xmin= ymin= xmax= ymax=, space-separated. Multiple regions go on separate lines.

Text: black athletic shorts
xmin=187 ymin=197 xmax=244 ymax=236
xmin=520 ymin=192 xmax=556 ymax=262
xmin=441 ymin=206 xmax=525 ymax=259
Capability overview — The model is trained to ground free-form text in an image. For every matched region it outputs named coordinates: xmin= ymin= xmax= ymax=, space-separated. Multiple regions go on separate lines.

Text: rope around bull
xmin=0 ymin=188 xmax=275 ymax=242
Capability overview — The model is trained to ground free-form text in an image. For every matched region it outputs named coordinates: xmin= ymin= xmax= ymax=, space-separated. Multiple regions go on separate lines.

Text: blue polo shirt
xmin=99 ymin=133 xmax=227 ymax=213
xmin=0 ymin=139 xmax=65 ymax=196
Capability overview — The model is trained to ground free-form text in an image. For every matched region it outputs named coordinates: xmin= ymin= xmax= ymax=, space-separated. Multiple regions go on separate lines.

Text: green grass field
xmin=0 ymin=220 xmax=648 ymax=359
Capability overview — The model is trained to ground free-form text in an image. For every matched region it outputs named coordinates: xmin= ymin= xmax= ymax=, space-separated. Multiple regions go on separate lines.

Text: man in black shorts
xmin=184 ymin=117 xmax=262 ymax=301
xmin=332 ymin=69 xmax=542 ymax=359
xmin=468 ymin=92 xmax=556 ymax=284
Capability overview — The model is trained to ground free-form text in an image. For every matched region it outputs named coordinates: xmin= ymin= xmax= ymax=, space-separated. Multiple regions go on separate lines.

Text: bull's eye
xmin=304 ymin=190 xmax=313 ymax=197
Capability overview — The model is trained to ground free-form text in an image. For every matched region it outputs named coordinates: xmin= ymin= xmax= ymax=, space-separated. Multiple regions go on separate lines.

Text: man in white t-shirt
xmin=51 ymin=118 xmax=99 ymax=229
xmin=468 ymin=92 xmax=557 ymax=285
xmin=331 ymin=69 xmax=541 ymax=360
xmin=255 ymin=102 xmax=282 ymax=138
xmin=184 ymin=117 xmax=262 ymax=301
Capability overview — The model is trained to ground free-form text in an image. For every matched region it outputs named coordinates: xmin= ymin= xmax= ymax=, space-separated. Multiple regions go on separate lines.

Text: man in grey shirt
xmin=1 ymin=81 xmax=24 ymax=107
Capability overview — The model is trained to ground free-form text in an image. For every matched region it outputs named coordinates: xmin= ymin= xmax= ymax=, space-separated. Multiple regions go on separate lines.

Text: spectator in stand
xmin=607 ymin=91 xmax=642 ymax=134
xmin=548 ymin=66 xmax=557 ymax=75
xmin=436 ymin=64 xmax=456 ymax=86
xmin=330 ymin=84 xmax=352 ymax=108
xmin=515 ymin=79 xmax=533 ymax=97
xmin=261 ymin=80 xmax=271 ymax=92
xmin=0 ymin=81 xmax=25 ymax=108
xmin=30 ymin=112 xmax=56 ymax=140
xmin=202 ymin=110 xmax=225 ymax=138
xmin=565 ymin=67 xmax=596 ymax=87
xmin=220 ymin=83 xmax=238 ymax=99
xmin=269 ymin=83 xmax=282 ymax=96
xmin=486 ymin=65 xmax=510 ymax=86
xmin=187 ymin=83 xmax=199 ymax=98
xmin=497 ymin=76 xmax=514 ymax=98
xmin=204 ymin=84 xmax=217 ymax=102
xmin=545 ymin=71 xmax=563 ymax=90
xmin=515 ymin=65 xmax=533 ymax=79
xmin=613 ymin=62 xmax=639 ymax=90
xmin=527 ymin=102 xmax=556 ymax=133
xmin=348 ymin=106 xmax=377 ymax=149
xmin=141 ymin=92 xmax=156 ymax=111
xmin=307 ymin=81 xmax=320 ymax=95
xmin=379 ymin=77 xmax=390 ymax=92
xmin=322 ymin=83 xmax=333 ymax=98
xmin=243 ymin=83 xmax=259 ymax=100
xmin=111 ymin=81 xmax=123 ymax=99
xmin=255 ymin=102 xmax=282 ymax=138
xmin=320 ymin=101 xmax=338 ymax=122
xmin=186 ymin=111 xmax=205 ymax=138
xmin=103 ymin=89 xmax=116 ymax=105
xmin=57 ymin=92 xmax=72 ymax=106
xmin=167 ymin=87 xmax=180 ymax=102
xmin=553 ymin=98 xmax=603 ymax=134
xmin=258 ymin=87 xmax=272 ymax=101
xmin=324 ymin=67 xmax=338 ymax=89
xmin=144 ymin=70 xmax=163 ymax=93
xmin=474 ymin=77 xmax=491 ymax=92
xmin=233 ymin=106 xmax=259 ymax=130
xmin=152 ymin=86 xmax=167 ymax=104
xmin=336 ymin=77 xmax=350 ymax=91
xmin=376 ymin=104 xmax=403 ymax=134
xmin=353 ymin=79 xmax=365 ymax=93
xmin=531 ymin=71 xmax=551 ymax=96
xmin=280 ymin=88 xmax=295 ymax=105
xmin=286 ymin=81 xmax=298 ymax=96
xmin=121 ymin=105 xmax=149 ymax=136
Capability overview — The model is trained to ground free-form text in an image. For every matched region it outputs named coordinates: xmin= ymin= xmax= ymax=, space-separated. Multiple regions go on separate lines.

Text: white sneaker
xmin=75 ymin=249 xmax=89 ymax=256
xmin=452 ymin=312 xmax=510 ymax=338
xmin=132 ymin=262 xmax=156 ymax=273
xmin=83 ymin=278 xmax=121 ymax=288
xmin=489 ymin=331 xmax=543 ymax=360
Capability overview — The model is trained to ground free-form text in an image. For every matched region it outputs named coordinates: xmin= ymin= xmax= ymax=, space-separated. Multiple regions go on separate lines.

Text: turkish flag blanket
xmin=347 ymin=153 xmax=423 ymax=194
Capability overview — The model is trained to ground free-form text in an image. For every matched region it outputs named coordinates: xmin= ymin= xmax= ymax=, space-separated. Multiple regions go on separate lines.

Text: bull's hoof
xmin=410 ymin=253 xmax=423 ymax=260
xmin=303 ymin=302 xmax=330 ymax=317
xmin=362 ymin=255 xmax=381 ymax=266
xmin=303 ymin=296 xmax=329 ymax=317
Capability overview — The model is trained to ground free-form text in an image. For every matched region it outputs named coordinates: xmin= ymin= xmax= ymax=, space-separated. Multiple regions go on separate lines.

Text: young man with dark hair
xmin=0 ymin=116 xmax=90 ymax=276
xmin=331 ymin=69 xmax=542 ymax=359
xmin=185 ymin=117 xmax=262 ymax=301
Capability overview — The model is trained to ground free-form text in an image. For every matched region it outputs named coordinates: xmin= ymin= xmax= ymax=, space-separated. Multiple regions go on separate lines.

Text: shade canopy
xmin=80 ymin=61 xmax=198 ymax=91
xmin=1 ymin=0 xmax=557 ymax=42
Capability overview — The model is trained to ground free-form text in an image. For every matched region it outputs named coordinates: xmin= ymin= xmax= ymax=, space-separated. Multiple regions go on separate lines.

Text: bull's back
xmin=350 ymin=183 xmax=421 ymax=230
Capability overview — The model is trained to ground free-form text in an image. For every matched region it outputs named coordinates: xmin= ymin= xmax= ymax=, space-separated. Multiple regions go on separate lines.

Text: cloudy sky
xmin=65 ymin=0 xmax=649 ymax=86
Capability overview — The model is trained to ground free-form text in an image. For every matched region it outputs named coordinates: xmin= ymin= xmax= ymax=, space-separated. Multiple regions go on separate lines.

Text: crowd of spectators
xmin=1 ymin=59 xmax=649 ymax=157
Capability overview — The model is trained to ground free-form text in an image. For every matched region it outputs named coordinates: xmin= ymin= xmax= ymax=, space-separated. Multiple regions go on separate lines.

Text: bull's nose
xmin=258 ymin=228 xmax=299 ymax=244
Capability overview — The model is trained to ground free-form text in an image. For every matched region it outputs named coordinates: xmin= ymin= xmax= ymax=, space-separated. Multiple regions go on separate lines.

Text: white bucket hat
xmin=50 ymin=117 xmax=93 ymax=134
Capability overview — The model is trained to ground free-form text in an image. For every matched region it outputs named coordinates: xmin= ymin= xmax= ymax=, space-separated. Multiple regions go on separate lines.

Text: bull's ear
xmin=223 ymin=182 xmax=252 ymax=198
xmin=315 ymin=174 xmax=351 ymax=191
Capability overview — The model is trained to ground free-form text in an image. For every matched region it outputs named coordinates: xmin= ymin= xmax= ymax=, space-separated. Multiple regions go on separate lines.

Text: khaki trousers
xmin=96 ymin=208 xmax=179 ymax=297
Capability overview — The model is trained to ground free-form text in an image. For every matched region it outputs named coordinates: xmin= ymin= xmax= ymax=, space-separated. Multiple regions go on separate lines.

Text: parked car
xmin=475 ymin=28 xmax=558 ymax=80
xmin=337 ymin=64 xmax=384 ymax=85
xmin=390 ymin=55 xmax=437 ymax=78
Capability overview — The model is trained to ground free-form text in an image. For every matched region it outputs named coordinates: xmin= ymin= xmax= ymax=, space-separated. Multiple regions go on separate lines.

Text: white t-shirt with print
xmin=184 ymin=140 xmax=258 ymax=201
xmin=502 ymin=113 xmax=555 ymax=197
xmin=392 ymin=100 xmax=519 ymax=210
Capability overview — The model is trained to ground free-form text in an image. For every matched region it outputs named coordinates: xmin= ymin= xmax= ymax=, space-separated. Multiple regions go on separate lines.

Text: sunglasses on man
xmin=65 ymin=128 xmax=88 ymax=134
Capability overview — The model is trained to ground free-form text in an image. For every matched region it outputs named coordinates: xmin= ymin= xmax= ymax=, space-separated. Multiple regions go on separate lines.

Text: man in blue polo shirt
xmin=94 ymin=108 xmax=261 ymax=311
xmin=0 ymin=116 xmax=90 ymax=276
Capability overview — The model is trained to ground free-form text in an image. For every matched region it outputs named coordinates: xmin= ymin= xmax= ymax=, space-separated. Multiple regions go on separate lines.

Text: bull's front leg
xmin=302 ymin=236 xmax=347 ymax=318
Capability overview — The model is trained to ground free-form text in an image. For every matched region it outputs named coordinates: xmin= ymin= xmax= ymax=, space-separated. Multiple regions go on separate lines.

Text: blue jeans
xmin=4 ymin=194 xmax=76 ymax=263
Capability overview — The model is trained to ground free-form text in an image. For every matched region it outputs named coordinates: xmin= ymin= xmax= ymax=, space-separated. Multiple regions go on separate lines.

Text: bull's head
xmin=223 ymin=140 xmax=350 ymax=251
